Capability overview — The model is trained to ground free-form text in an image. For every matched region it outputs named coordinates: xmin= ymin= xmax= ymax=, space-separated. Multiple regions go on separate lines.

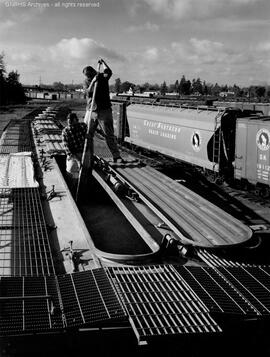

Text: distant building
xmin=23 ymin=85 xmax=79 ymax=101
xmin=165 ymin=92 xmax=179 ymax=96
xmin=127 ymin=87 xmax=134 ymax=95
xmin=143 ymin=91 xmax=159 ymax=97
xmin=219 ymin=91 xmax=235 ymax=98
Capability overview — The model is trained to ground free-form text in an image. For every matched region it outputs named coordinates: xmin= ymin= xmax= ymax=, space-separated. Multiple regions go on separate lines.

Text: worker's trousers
xmin=65 ymin=153 xmax=82 ymax=196
xmin=66 ymin=153 xmax=82 ymax=179
xmin=84 ymin=108 xmax=120 ymax=160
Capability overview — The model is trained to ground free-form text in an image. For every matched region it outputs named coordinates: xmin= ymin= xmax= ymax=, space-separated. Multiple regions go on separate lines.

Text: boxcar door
xmin=234 ymin=118 xmax=248 ymax=181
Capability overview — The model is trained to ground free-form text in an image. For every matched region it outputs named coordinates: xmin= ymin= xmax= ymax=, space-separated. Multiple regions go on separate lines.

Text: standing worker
xmin=62 ymin=112 xmax=87 ymax=192
xmin=83 ymin=58 xmax=124 ymax=164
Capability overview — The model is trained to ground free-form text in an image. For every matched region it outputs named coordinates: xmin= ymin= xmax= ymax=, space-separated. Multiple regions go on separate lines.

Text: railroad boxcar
xmin=235 ymin=116 xmax=270 ymax=196
xmin=120 ymin=103 xmax=248 ymax=180
xmin=112 ymin=102 xmax=268 ymax=193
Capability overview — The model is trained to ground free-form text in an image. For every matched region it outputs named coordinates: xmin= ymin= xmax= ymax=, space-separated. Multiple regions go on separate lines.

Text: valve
xmin=106 ymin=174 xmax=127 ymax=196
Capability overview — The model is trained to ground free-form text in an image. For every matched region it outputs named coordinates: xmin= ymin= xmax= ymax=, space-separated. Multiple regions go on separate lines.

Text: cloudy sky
xmin=0 ymin=0 xmax=269 ymax=86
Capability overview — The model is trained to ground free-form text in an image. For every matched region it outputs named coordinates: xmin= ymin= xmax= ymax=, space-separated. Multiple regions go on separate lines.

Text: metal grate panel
xmin=0 ymin=275 xmax=64 ymax=335
xmin=46 ymin=141 xmax=65 ymax=154
xmin=0 ymin=145 xmax=32 ymax=154
xmin=0 ymin=139 xmax=31 ymax=146
xmin=0 ymin=153 xmax=38 ymax=188
xmin=0 ymin=120 xmax=32 ymax=153
xmin=0 ymin=188 xmax=55 ymax=276
xmin=1 ymin=134 xmax=29 ymax=141
xmin=43 ymin=134 xmax=62 ymax=142
xmin=174 ymin=266 xmax=259 ymax=316
xmin=108 ymin=265 xmax=221 ymax=343
xmin=196 ymin=248 xmax=241 ymax=268
xmin=218 ymin=266 xmax=270 ymax=315
xmin=57 ymin=269 xmax=126 ymax=328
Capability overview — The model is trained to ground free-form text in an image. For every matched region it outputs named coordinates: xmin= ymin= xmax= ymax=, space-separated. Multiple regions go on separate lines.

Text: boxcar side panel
xmin=254 ymin=120 xmax=270 ymax=185
xmin=234 ymin=120 xmax=248 ymax=180
xmin=125 ymin=105 xmax=219 ymax=171
xmin=235 ymin=118 xmax=270 ymax=185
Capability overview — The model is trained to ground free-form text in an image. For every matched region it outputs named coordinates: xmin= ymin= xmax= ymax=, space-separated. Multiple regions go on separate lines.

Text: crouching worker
xmin=62 ymin=112 xmax=87 ymax=194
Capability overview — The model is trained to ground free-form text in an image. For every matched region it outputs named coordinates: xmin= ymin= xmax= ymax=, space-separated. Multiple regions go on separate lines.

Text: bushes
xmin=0 ymin=53 xmax=26 ymax=106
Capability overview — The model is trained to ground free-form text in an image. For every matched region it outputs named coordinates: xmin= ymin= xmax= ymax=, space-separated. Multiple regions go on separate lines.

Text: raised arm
xmin=99 ymin=58 xmax=112 ymax=79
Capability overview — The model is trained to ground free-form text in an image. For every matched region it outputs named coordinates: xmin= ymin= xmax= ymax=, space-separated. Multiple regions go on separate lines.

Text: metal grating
xmin=0 ymin=269 xmax=127 ymax=337
xmin=0 ymin=153 xmax=39 ymax=188
xmin=195 ymin=248 xmax=258 ymax=269
xmin=0 ymin=265 xmax=269 ymax=338
xmin=0 ymin=145 xmax=32 ymax=154
xmin=174 ymin=266 xmax=259 ymax=316
xmin=0 ymin=188 xmax=55 ymax=276
xmin=33 ymin=120 xmax=57 ymax=125
xmin=46 ymin=141 xmax=65 ymax=154
xmin=0 ymin=275 xmax=64 ymax=335
xmin=2 ymin=121 xmax=31 ymax=136
xmin=108 ymin=265 xmax=221 ymax=343
xmin=196 ymin=248 xmax=241 ymax=268
xmin=0 ymin=120 xmax=32 ymax=153
xmin=57 ymin=269 xmax=126 ymax=328
xmin=43 ymin=134 xmax=62 ymax=142
xmin=0 ymin=139 xmax=31 ymax=146
xmin=218 ymin=266 xmax=270 ymax=315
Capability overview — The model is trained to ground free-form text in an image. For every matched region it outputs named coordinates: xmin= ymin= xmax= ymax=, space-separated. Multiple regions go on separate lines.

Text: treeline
xmin=111 ymin=76 xmax=270 ymax=101
xmin=41 ymin=82 xmax=82 ymax=92
xmin=0 ymin=53 xmax=26 ymax=106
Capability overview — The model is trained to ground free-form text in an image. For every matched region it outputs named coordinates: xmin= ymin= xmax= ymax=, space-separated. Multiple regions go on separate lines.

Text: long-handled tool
xmin=76 ymin=61 xmax=101 ymax=201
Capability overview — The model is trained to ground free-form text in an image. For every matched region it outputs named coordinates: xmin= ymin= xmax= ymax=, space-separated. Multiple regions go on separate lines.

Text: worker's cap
xmin=82 ymin=66 xmax=97 ymax=75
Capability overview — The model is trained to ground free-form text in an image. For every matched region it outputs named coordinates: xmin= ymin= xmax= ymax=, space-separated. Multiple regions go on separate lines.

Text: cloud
xmin=0 ymin=0 xmax=46 ymax=33
xmin=207 ymin=18 xmax=270 ymax=32
xmin=127 ymin=22 xmax=160 ymax=33
xmin=143 ymin=48 xmax=159 ymax=61
xmin=139 ymin=0 xmax=266 ymax=20
xmin=121 ymin=36 xmax=270 ymax=85
xmin=171 ymin=38 xmax=230 ymax=65
xmin=0 ymin=19 xmax=16 ymax=32
xmin=9 ymin=50 xmax=42 ymax=64
xmin=3 ymin=37 xmax=127 ymax=83
xmin=256 ymin=41 xmax=270 ymax=52
xmin=49 ymin=37 xmax=126 ymax=64
xmin=2 ymin=29 xmax=270 ymax=86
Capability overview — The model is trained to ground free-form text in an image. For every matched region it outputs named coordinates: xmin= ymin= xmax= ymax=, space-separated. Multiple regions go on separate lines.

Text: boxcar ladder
xmin=212 ymin=111 xmax=223 ymax=172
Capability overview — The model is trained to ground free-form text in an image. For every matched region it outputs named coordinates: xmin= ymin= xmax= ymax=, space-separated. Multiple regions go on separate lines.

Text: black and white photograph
xmin=0 ymin=0 xmax=270 ymax=356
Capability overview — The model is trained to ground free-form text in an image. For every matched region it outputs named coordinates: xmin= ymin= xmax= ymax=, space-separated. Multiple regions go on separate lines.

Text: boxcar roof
xmin=127 ymin=104 xmax=224 ymax=131
xmin=237 ymin=116 xmax=270 ymax=124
